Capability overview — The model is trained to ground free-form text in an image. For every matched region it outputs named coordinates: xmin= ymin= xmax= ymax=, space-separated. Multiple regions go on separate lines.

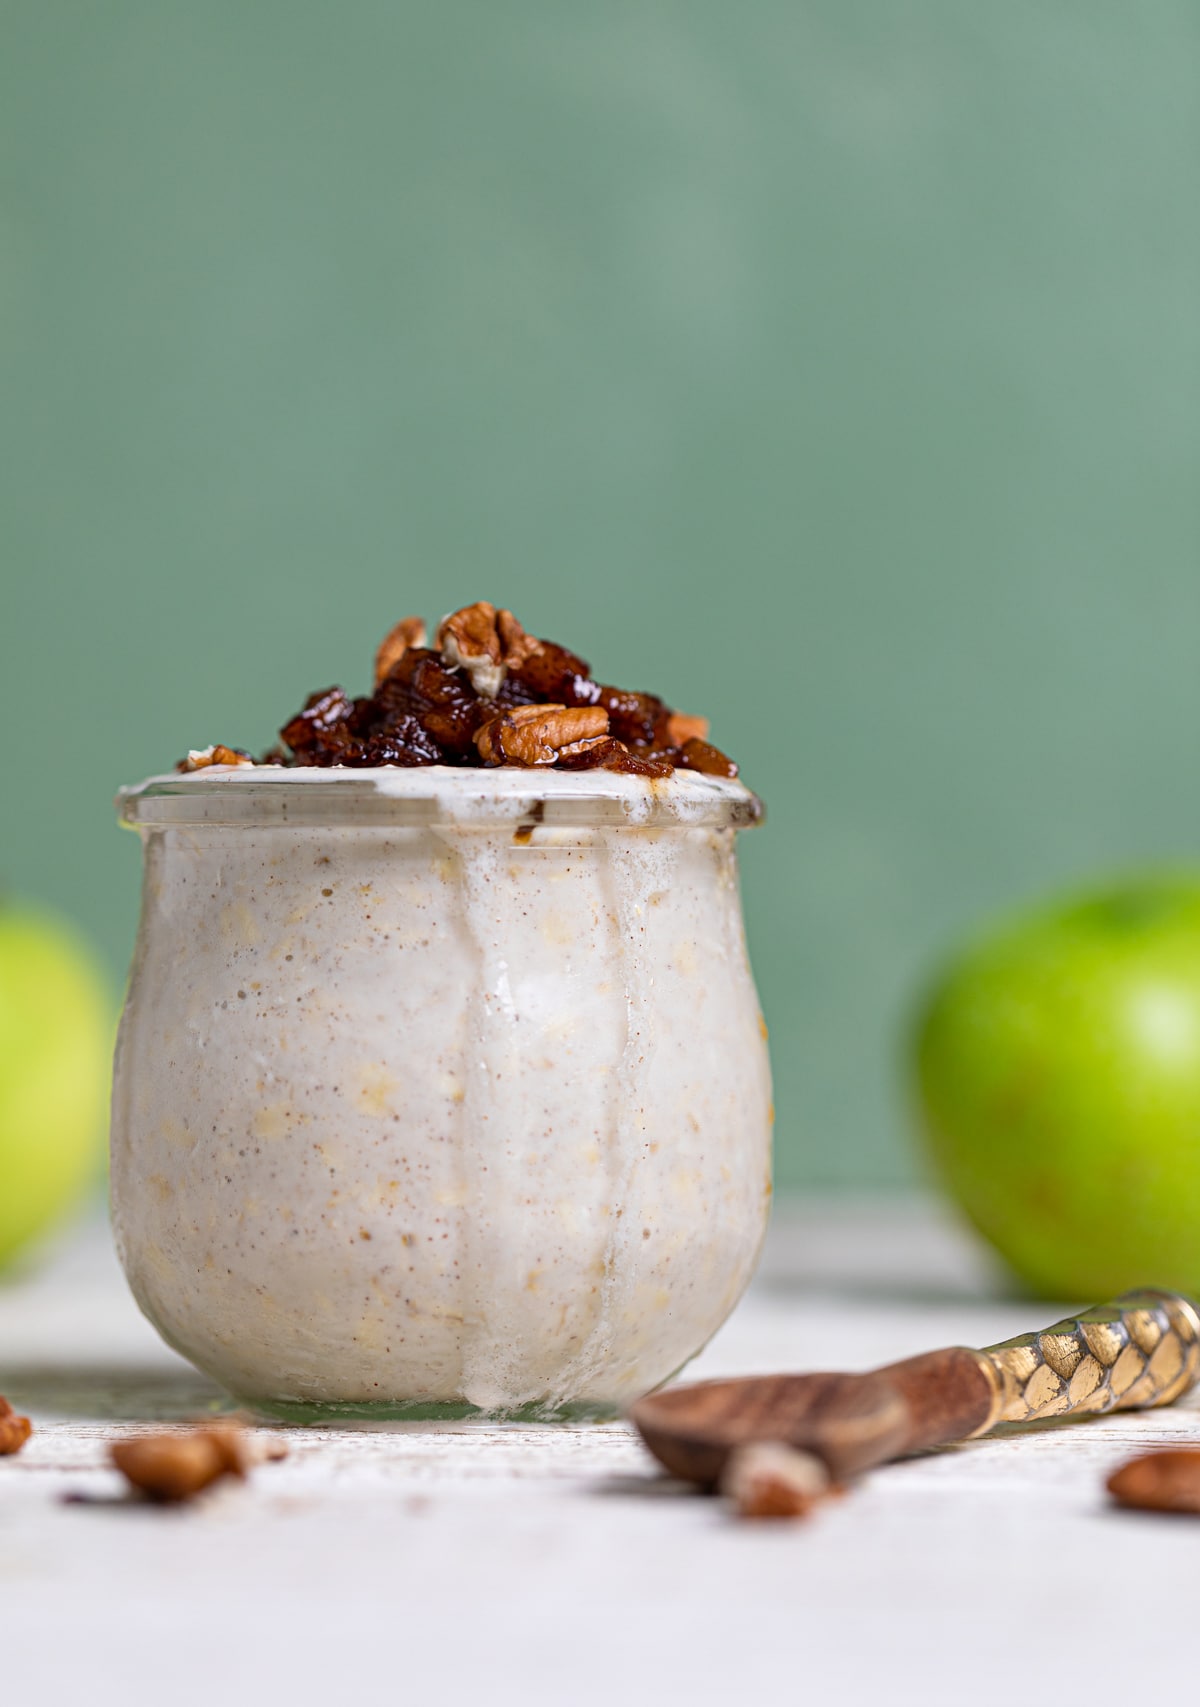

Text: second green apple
xmin=914 ymin=876 xmax=1200 ymax=1300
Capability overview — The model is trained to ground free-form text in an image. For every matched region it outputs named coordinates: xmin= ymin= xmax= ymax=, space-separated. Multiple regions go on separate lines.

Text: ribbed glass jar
xmin=112 ymin=767 xmax=772 ymax=1420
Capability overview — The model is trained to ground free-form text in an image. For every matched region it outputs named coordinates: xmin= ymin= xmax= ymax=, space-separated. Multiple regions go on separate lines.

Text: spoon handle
xmin=628 ymin=1289 xmax=1200 ymax=1488
xmin=971 ymin=1287 xmax=1200 ymax=1433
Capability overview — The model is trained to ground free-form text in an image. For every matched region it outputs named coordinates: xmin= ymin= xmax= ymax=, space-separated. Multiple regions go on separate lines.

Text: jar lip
xmin=116 ymin=764 xmax=765 ymax=831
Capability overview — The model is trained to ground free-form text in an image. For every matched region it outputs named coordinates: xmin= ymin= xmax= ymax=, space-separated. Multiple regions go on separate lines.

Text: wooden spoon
xmin=629 ymin=1288 xmax=1200 ymax=1487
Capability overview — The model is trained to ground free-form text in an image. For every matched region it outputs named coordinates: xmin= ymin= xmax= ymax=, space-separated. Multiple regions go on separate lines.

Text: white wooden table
xmin=3 ymin=1200 xmax=1197 ymax=1706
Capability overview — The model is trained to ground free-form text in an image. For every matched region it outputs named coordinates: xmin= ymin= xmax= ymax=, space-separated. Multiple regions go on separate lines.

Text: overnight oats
xmin=112 ymin=604 xmax=772 ymax=1419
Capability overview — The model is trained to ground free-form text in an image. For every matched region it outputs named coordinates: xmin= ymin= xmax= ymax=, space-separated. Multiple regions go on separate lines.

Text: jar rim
xmin=116 ymin=765 xmax=765 ymax=831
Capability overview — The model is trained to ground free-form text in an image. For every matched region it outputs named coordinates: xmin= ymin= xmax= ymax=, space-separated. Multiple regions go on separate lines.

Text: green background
xmin=3 ymin=4 xmax=1198 ymax=1190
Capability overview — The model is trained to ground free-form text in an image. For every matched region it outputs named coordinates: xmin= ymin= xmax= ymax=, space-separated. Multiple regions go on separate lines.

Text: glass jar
xmin=112 ymin=766 xmax=772 ymax=1420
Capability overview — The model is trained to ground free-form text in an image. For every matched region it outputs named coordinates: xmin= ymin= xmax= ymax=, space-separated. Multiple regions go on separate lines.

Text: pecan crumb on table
xmin=176 ymin=600 xmax=739 ymax=780
xmin=0 ymin=1395 xmax=33 ymax=1456
xmin=109 ymin=1425 xmax=249 ymax=1503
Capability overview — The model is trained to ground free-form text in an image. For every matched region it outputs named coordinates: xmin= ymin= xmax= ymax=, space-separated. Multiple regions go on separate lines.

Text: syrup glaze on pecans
xmin=176 ymin=601 xmax=739 ymax=780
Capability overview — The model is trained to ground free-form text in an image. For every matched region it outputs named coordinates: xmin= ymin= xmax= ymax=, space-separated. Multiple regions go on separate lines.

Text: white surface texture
xmin=2 ymin=1199 xmax=1198 ymax=1706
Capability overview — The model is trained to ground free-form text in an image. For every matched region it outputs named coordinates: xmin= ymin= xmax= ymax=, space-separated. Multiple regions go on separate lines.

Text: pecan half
xmin=0 ymin=1396 xmax=32 ymax=1456
xmin=437 ymin=601 xmax=504 ymax=697
xmin=437 ymin=602 xmax=542 ymax=697
xmin=475 ymin=704 xmax=609 ymax=767
xmin=374 ymin=616 xmax=428 ymax=687
xmin=110 ymin=1425 xmax=248 ymax=1503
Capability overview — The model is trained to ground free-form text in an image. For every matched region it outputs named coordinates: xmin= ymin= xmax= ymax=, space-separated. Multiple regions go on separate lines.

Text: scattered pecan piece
xmin=374 ymin=616 xmax=428 ymax=687
xmin=475 ymin=704 xmax=609 ymax=767
xmin=177 ymin=745 xmax=255 ymax=773
xmin=1107 ymin=1449 xmax=1200 ymax=1515
xmin=679 ymin=736 xmax=739 ymax=779
xmin=721 ymin=1443 xmax=836 ymax=1520
xmin=0 ymin=1396 xmax=32 ymax=1456
xmin=110 ymin=1425 xmax=248 ymax=1503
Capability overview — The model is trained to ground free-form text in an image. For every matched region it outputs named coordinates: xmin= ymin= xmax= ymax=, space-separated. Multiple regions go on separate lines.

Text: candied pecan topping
xmin=374 ymin=616 xmax=428 ymax=687
xmin=181 ymin=600 xmax=741 ymax=779
xmin=0 ymin=1396 xmax=32 ymax=1456
xmin=475 ymin=704 xmax=609 ymax=767
xmin=110 ymin=1425 xmax=247 ymax=1503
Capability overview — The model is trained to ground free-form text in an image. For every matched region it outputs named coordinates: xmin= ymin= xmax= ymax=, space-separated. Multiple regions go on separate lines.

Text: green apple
xmin=0 ymin=904 xmax=111 ymax=1268
xmin=913 ymin=876 xmax=1200 ymax=1300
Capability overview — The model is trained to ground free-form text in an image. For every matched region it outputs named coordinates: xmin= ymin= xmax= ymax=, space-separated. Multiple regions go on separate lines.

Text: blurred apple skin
xmin=0 ymin=906 xmax=111 ymax=1269
xmin=914 ymin=877 xmax=1200 ymax=1300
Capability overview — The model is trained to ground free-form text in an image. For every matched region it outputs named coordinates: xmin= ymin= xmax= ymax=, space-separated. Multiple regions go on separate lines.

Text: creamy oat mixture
xmin=113 ymin=767 xmax=772 ymax=1413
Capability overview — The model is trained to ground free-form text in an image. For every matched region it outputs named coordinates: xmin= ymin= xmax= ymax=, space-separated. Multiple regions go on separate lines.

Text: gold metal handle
xmin=974 ymin=1289 xmax=1200 ymax=1433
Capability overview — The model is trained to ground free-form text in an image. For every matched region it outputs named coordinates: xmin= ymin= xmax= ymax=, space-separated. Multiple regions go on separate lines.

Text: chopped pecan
xmin=374 ymin=616 xmax=428 ymax=687
xmin=679 ymin=736 xmax=739 ymax=779
xmin=720 ymin=1443 xmax=836 ymax=1520
xmin=177 ymin=745 xmax=255 ymax=773
xmin=475 ymin=704 xmax=609 ymax=767
xmin=0 ymin=1396 xmax=32 ymax=1456
xmin=110 ymin=1425 xmax=248 ymax=1503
